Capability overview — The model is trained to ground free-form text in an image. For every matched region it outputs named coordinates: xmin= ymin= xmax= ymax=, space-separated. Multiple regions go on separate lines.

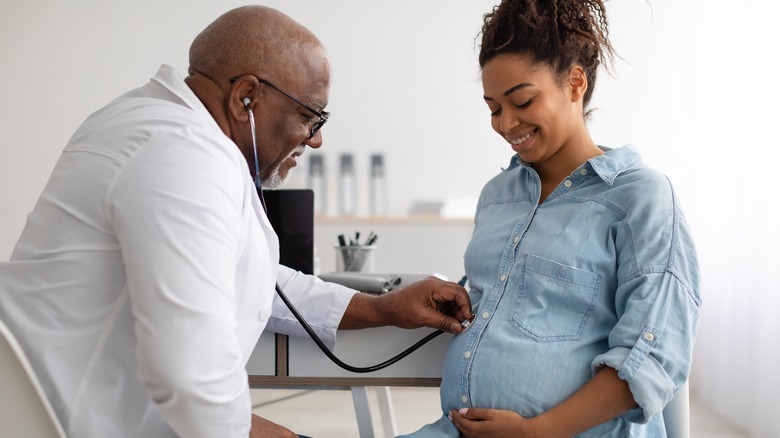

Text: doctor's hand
xmin=249 ymin=414 xmax=297 ymax=438
xmin=339 ymin=276 xmax=472 ymax=334
xmin=450 ymin=408 xmax=532 ymax=438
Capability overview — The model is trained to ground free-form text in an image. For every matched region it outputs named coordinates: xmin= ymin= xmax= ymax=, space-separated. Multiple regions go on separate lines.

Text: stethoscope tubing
xmin=274 ymin=282 xmax=445 ymax=373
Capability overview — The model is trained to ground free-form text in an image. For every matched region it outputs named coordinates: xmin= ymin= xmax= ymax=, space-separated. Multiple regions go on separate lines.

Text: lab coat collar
xmin=146 ymin=64 xmax=223 ymax=133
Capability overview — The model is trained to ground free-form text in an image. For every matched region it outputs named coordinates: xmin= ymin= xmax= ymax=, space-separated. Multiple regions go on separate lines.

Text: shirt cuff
xmin=269 ymin=270 xmax=357 ymax=350
xmin=591 ymin=326 xmax=675 ymax=423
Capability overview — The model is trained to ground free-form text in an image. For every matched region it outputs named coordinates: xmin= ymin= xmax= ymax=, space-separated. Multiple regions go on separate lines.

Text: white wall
xmin=2 ymin=1 xmax=779 ymax=435
xmin=0 ymin=0 xmax=503 ymax=258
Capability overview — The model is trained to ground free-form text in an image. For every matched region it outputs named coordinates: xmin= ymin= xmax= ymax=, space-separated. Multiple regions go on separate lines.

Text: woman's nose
xmin=499 ymin=111 xmax=521 ymax=135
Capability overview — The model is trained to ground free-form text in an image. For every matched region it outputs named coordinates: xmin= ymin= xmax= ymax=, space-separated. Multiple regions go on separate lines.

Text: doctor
xmin=0 ymin=6 xmax=471 ymax=438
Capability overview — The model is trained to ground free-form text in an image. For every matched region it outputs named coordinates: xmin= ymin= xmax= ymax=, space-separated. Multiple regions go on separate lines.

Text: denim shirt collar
xmin=505 ymin=144 xmax=643 ymax=186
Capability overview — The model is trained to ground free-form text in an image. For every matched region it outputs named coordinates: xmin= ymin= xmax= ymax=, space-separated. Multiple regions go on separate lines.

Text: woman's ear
xmin=568 ymin=65 xmax=588 ymax=102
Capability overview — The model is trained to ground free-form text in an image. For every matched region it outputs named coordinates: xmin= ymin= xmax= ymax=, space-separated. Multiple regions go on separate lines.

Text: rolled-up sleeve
xmin=593 ymin=272 xmax=700 ymax=422
xmin=592 ymin=181 xmax=701 ymax=423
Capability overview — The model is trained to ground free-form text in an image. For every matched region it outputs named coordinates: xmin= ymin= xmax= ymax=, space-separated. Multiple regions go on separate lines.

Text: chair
xmin=662 ymin=380 xmax=690 ymax=438
xmin=0 ymin=318 xmax=67 ymax=437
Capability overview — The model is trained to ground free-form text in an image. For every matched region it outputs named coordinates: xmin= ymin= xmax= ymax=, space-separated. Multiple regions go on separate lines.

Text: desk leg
xmin=376 ymin=386 xmax=398 ymax=437
xmin=351 ymin=386 xmax=375 ymax=438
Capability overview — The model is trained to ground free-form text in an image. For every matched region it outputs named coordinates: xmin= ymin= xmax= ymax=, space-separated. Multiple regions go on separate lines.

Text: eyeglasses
xmin=230 ymin=76 xmax=330 ymax=140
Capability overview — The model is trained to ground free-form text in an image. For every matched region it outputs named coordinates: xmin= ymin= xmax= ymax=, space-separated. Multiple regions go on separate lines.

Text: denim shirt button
xmin=464 ymin=351 xmax=471 ymax=358
xmin=513 ymin=235 xmax=520 ymax=244
xmin=579 ymin=168 xmax=588 ymax=175
xmin=644 ymin=332 xmax=655 ymax=342
xmin=482 ymin=311 xmax=490 ymax=319
xmin=564 ymin=180 xmax=573 ymax=188
xmin=460 ymin=395 xmax=468 ymax=403
xmin=500 ymin=274 xmax=507 ymax=281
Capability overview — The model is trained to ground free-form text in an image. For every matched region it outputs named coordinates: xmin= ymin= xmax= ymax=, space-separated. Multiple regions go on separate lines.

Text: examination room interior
xmin=1 ymin=0 xmax=778 ymax=437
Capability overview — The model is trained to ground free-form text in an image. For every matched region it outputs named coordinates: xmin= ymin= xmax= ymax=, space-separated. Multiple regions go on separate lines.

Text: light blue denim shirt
xmin=403 ymin=146 xmax=700 ymax=437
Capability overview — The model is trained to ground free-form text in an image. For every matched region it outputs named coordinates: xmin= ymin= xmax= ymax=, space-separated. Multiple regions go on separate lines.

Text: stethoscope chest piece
xmin=460 ymin=314 xmax=477 ymax=333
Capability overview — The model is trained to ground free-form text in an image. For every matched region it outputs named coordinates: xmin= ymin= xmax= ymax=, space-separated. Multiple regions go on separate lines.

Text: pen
xmin=337 ymin=234 xmax=352 ymax=268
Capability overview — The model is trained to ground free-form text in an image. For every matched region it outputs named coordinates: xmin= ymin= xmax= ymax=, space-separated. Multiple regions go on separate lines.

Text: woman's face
xmin=482 ymin=55 xmax=584 ymax=165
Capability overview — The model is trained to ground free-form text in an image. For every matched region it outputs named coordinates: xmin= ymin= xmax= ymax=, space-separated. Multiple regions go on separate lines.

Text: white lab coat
xmin=0 ymin=65 xmax=356 ymax=437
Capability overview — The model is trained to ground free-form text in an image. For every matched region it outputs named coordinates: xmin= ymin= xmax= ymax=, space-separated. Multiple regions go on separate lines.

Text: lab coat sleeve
xmin=267 ymin=265 xmax=358 ymax=350
xmin=106 ymin=127 xmax=252 ymax=438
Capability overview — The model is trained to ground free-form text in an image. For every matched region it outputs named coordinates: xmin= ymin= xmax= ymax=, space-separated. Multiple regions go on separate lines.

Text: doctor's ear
xmin=226 ymin=75 xmax=260 ymax=121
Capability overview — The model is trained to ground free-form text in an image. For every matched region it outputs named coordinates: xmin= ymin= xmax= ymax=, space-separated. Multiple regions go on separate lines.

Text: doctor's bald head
xmin=188 ymin=5 xmax=329 ymax=86
xmin=185 ymin=5 xmax=332 ymax=190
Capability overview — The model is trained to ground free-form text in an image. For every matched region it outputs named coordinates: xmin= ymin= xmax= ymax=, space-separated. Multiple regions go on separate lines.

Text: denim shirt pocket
xmin=509 ymin=254 xmax=601 ymax=342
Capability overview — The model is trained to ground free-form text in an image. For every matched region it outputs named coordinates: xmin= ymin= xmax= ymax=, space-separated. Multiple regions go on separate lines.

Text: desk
xmin=246 ymin=326 xmax=451 ymax=437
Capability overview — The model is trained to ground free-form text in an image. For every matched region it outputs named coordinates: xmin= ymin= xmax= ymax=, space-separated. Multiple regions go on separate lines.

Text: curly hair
xmin=479 ymin=0 xmax=614 ymax=109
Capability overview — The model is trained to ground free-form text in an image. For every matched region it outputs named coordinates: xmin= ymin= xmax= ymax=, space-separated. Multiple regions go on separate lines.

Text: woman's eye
xmin=489 ymin=98 xmax=532 ymax=117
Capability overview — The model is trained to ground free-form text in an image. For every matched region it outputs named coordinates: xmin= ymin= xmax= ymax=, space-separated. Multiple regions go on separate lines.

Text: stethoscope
xmin=245 ymin=99 xmax=474 ymax=373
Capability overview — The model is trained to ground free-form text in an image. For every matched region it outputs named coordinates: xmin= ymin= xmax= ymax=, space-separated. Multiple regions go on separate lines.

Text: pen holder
xmin=335 ymin=245 xmax=376 ymax=272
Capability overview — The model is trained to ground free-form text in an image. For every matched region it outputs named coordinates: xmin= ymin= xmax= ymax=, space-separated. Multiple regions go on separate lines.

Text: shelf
xmin=315 ymin=215 xmax=472 ymax=224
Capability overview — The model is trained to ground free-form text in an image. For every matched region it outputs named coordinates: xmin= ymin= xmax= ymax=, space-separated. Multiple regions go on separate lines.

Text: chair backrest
xmin=662 ymin=380 xmax=690 ymax=438
xmin=0 ymin=318 xmax=67 ymax=438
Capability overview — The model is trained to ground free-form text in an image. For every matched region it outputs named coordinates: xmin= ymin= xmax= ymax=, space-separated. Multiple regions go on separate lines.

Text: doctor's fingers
xmin=409 ymin=276 xmax=472 ymax=318
xmin=430 ymin=281 xmax=472 ymax=321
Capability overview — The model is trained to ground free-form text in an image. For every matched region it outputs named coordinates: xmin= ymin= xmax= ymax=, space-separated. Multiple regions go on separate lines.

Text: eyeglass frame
xmin=229 ymin=75 xmax=330 ymax=140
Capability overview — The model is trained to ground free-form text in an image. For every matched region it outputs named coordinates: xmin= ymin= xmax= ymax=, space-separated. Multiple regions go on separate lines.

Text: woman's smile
xmin=508 ymin=128 xmax=538 ymax=154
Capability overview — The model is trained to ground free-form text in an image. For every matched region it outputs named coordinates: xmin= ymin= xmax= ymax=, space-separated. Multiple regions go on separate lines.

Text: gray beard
xmin=260 ymin=169 xmax=285 ymax=189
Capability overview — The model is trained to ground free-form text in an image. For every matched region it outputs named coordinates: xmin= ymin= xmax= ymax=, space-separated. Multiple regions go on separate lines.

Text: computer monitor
xmin=260 ymin=189 xmax=315 ymax=275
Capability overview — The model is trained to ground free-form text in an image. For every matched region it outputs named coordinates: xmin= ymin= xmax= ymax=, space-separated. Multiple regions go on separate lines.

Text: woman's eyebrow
xmin=484 ymin=82 xmax=533 ymax=101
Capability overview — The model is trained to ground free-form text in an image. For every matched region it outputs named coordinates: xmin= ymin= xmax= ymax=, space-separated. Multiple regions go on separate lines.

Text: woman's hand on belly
xmin=449 ymin=407 xmax=537 ymax=438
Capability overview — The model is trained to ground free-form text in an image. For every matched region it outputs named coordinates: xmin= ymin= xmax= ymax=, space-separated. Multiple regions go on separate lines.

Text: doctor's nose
xmin=304 ymin=129 xmax=323 ymax=149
